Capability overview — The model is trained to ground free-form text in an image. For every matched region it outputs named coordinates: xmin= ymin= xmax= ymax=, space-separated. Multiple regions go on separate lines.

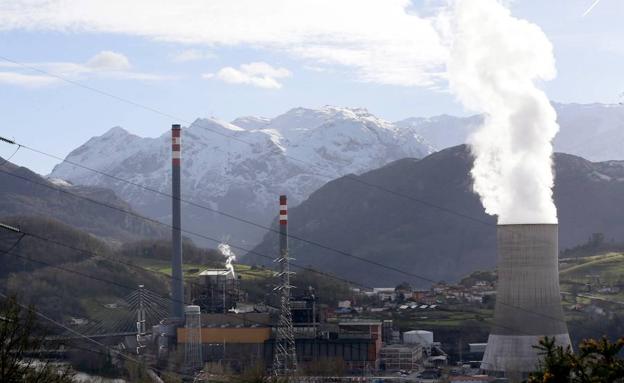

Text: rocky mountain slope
xmin=249 ymin=145 xmax=624 ymax=286
xmin=0 ymin=158 xmax=166 ymax=244
xmin=49 ymin=106 xmax=433 ymax=248
xmin=396 ymin=103 xmax=624 ymax=161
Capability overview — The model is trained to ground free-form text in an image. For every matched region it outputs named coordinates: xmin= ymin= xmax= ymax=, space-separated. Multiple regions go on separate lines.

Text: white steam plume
xmin=218 ymin=243 xmax=237 ymax=278
xmin=446 ymin=0 xmax=559 ymax=224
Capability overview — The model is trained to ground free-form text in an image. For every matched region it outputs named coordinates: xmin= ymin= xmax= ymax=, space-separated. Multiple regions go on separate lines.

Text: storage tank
xmin=403 ymin=330 xmax=433 ymax=346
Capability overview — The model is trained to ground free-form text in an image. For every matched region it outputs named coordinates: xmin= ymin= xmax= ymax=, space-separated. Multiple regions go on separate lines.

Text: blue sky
xmin=0 ymin=0 xmax=622 ymax=174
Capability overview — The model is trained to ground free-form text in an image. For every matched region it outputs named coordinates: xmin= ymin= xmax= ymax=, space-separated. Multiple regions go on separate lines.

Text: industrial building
xmin=191 ymin=267 xmax=240 ymax=313
xmin=175 ymin=313 xmax=383 ymax=373
xmin=380 ymin=344 xmax=423 ymax=371
xmin=159 ymin=126 xmax=435 ymax=375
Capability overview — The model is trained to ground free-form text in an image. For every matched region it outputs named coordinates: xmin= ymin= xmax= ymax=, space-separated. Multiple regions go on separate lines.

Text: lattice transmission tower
xmin=272 ymin=195 xmax=297 ymax=376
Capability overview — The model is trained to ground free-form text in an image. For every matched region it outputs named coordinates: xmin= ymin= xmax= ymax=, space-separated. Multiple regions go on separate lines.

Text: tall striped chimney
xmin=171 ymin=124 xmax=184 ymax=318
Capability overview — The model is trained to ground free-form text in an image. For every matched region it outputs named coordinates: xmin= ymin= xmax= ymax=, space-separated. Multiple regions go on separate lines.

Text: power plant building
xmin=380 ymin=344 xmax=424 ymax=371
xmin=191 ymin=267 xmax=239 ymax=313
xmin=176 ymin=314 xmax=382 ymax=373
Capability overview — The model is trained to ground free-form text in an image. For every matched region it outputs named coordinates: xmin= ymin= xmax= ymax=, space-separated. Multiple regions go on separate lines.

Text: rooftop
xmin=199 ymin=268 xmax=234 ymax=276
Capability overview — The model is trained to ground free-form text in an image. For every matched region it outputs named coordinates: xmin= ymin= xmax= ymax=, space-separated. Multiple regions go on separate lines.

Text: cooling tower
xmin=481 ymin=224 xmax=570 ymax=380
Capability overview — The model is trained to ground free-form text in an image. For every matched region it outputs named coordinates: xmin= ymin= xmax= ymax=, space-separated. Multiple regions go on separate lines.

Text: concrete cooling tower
xmin=481 ymin=224 xmax=570 ymax=380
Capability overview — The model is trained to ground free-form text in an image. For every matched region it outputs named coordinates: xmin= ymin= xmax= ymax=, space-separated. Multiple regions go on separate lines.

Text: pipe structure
xmin=171 ymin=124 xmax=184 ymax=318
xmin=481 ymin=224 xmax=570 ymax=381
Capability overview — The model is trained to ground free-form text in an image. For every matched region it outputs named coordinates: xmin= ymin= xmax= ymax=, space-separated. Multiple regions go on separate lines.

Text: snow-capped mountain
xmin=396 ymin=102 xmax=624 ymax=162
xmin=50 ymin=106 xmax=433 ymax=248
xmin=552 ymin=103 xmax=624 ymax=161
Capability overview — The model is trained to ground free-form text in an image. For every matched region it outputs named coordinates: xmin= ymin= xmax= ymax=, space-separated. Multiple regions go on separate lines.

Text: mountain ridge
xmin=248 ymin=145 xmax=624 ymax=286
xmin=49 ymin=105 xmax=434 ymax=248
xmin=0 ymin=158 xmax=166 ymax=244
xmin=395 ymin=102 xmax=624 ymax=161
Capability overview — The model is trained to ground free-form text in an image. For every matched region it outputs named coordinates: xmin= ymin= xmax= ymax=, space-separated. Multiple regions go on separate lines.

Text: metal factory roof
xmin=338 ymin=320 xmax=382 ymax=326
xmin=198 ymin=268 xmax=233 ymax=276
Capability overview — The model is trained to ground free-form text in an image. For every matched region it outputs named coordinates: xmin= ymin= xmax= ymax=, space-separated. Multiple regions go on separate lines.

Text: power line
xmin=0 ymin=234 xmax=587 ymax=366
xmin=0 ymin=147 xmax=589 ymax=339
xmin=0 ymin=218 xmax=437 ymax=329
xmin=0 ymin=236 xmax=364 ymax=344
xmin=0 ymin=53 xmax=494 ymax=232
xmin=0 ymin=165 xmax=435 ymax=286
xmin=0 ymin=56 xmax=500 ymax=281
xmin=9 ymin=137 xmax=493 ymax=233
xmin=0 ymin=221 xmax=583 ymax=335
xmin=0 ymin=54 xmax=584 ymax=374
xmin=23 ymin=223 xmax=371 ymax=296
xmin=0 ymin=217 xmax=373 ymax=321
xmin=0 ymin=166 xmax=578 ymax=330
xmin=0 ymin=144 xmax=21 ymax=167
xmin=0 ymin=223 xmax=597 ymax=377
xmin=0 ymin=171 xmax=369 ymax=292
xmin=0 ymin=143 xmax=492 ymax=286
xmin=0 ymin=55 xmax=307 ymax=167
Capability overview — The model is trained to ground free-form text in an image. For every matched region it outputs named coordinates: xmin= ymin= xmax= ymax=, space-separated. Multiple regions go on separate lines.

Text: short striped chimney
xmin=279 ymin=195 xmax=288 ymax=262
xmin=279 ymin=195 xmax=288 ymax=226
xmin=171 ymin=124 xmax=184 ymax=318
xmin=273 ymin=194 xmax=297 ymax=374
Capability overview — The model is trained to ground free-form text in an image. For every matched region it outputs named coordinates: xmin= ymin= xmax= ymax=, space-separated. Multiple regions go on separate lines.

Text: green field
xmin=560 ymin=253 xmax=624 ymax=280
xmin=559 ymin=252 xmax=624 ymax=302
xmin=132 ymin=257 xmax=273 ymax=280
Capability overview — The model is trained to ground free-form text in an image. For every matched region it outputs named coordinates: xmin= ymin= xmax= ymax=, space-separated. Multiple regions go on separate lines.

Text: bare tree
xmin=0 ymin=295 xmax=74 ymax=382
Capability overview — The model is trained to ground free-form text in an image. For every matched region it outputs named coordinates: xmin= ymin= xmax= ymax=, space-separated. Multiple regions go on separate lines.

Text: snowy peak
xmin=102 ymin=126 xmax=133 ymax=138
xmin=393 ymin=102 xmax=624 ymax=162
xmin=268 ymin=105 xmax=395 ymax=133
xmin=50 ymin=105 xmax=433 ymax=248
xmin=231 ymin=116 xmax=271 ymax=130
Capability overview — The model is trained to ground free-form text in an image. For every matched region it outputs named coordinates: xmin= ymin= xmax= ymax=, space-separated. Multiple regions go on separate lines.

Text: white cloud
xmin=0 ymin=0 xmax=448 ymax=87
xmin=86 ymin=50 xmax=131 ymax=71
xmin=0 ymin=51 xmax=169 ymax=87
xmin=172 ymin=49 xmax=215 ymax=63
xmin=0 ymin=71 xmax=59 ymax=87
xmin=207 ymin=62 xmax=291 ymax=89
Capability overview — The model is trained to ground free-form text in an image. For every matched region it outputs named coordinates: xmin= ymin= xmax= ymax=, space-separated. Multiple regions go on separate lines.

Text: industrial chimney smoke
xmin=171 ymin=124 xmax=184 ymax=318
xmin=482 ymin=224 xmax=570 ymax=380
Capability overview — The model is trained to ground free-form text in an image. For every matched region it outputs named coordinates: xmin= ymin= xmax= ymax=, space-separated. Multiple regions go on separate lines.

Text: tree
xmin=528 ymin=336 xmax=624 ymax=383
xmin=0 ymin=295 xmax=74 ymax=382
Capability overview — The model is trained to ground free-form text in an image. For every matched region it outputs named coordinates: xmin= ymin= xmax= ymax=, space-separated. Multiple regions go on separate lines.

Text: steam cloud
xmin=218 ymin=243 xmax=237 ymax=277
xmin=446 ymin=0 xmax=559 ymax=224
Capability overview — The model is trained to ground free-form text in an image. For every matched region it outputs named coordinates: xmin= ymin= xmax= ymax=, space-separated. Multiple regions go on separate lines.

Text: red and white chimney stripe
xmin=172 ymin=125 xmax=181 ymax=166
xmin=279 ymin=195 xmax=287 ymax=225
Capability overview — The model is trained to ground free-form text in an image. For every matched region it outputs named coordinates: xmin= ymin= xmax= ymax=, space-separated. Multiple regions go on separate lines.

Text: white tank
xmin=403 ymin=330 xmax=433 ymax=346
xmin=184 ymin=305 xmax=201 ymax=315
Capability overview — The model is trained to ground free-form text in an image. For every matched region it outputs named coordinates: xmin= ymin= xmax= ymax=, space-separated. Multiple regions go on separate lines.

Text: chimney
xmin=279 ymin=195 xmax=288 ymax=253
xmin=171 ymin=124 xmax=184 ymax=318
xmin=481 ymin=224 xmax=570 ymax=381
xmin=273 ymin=194 xmax=298 ymax=374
